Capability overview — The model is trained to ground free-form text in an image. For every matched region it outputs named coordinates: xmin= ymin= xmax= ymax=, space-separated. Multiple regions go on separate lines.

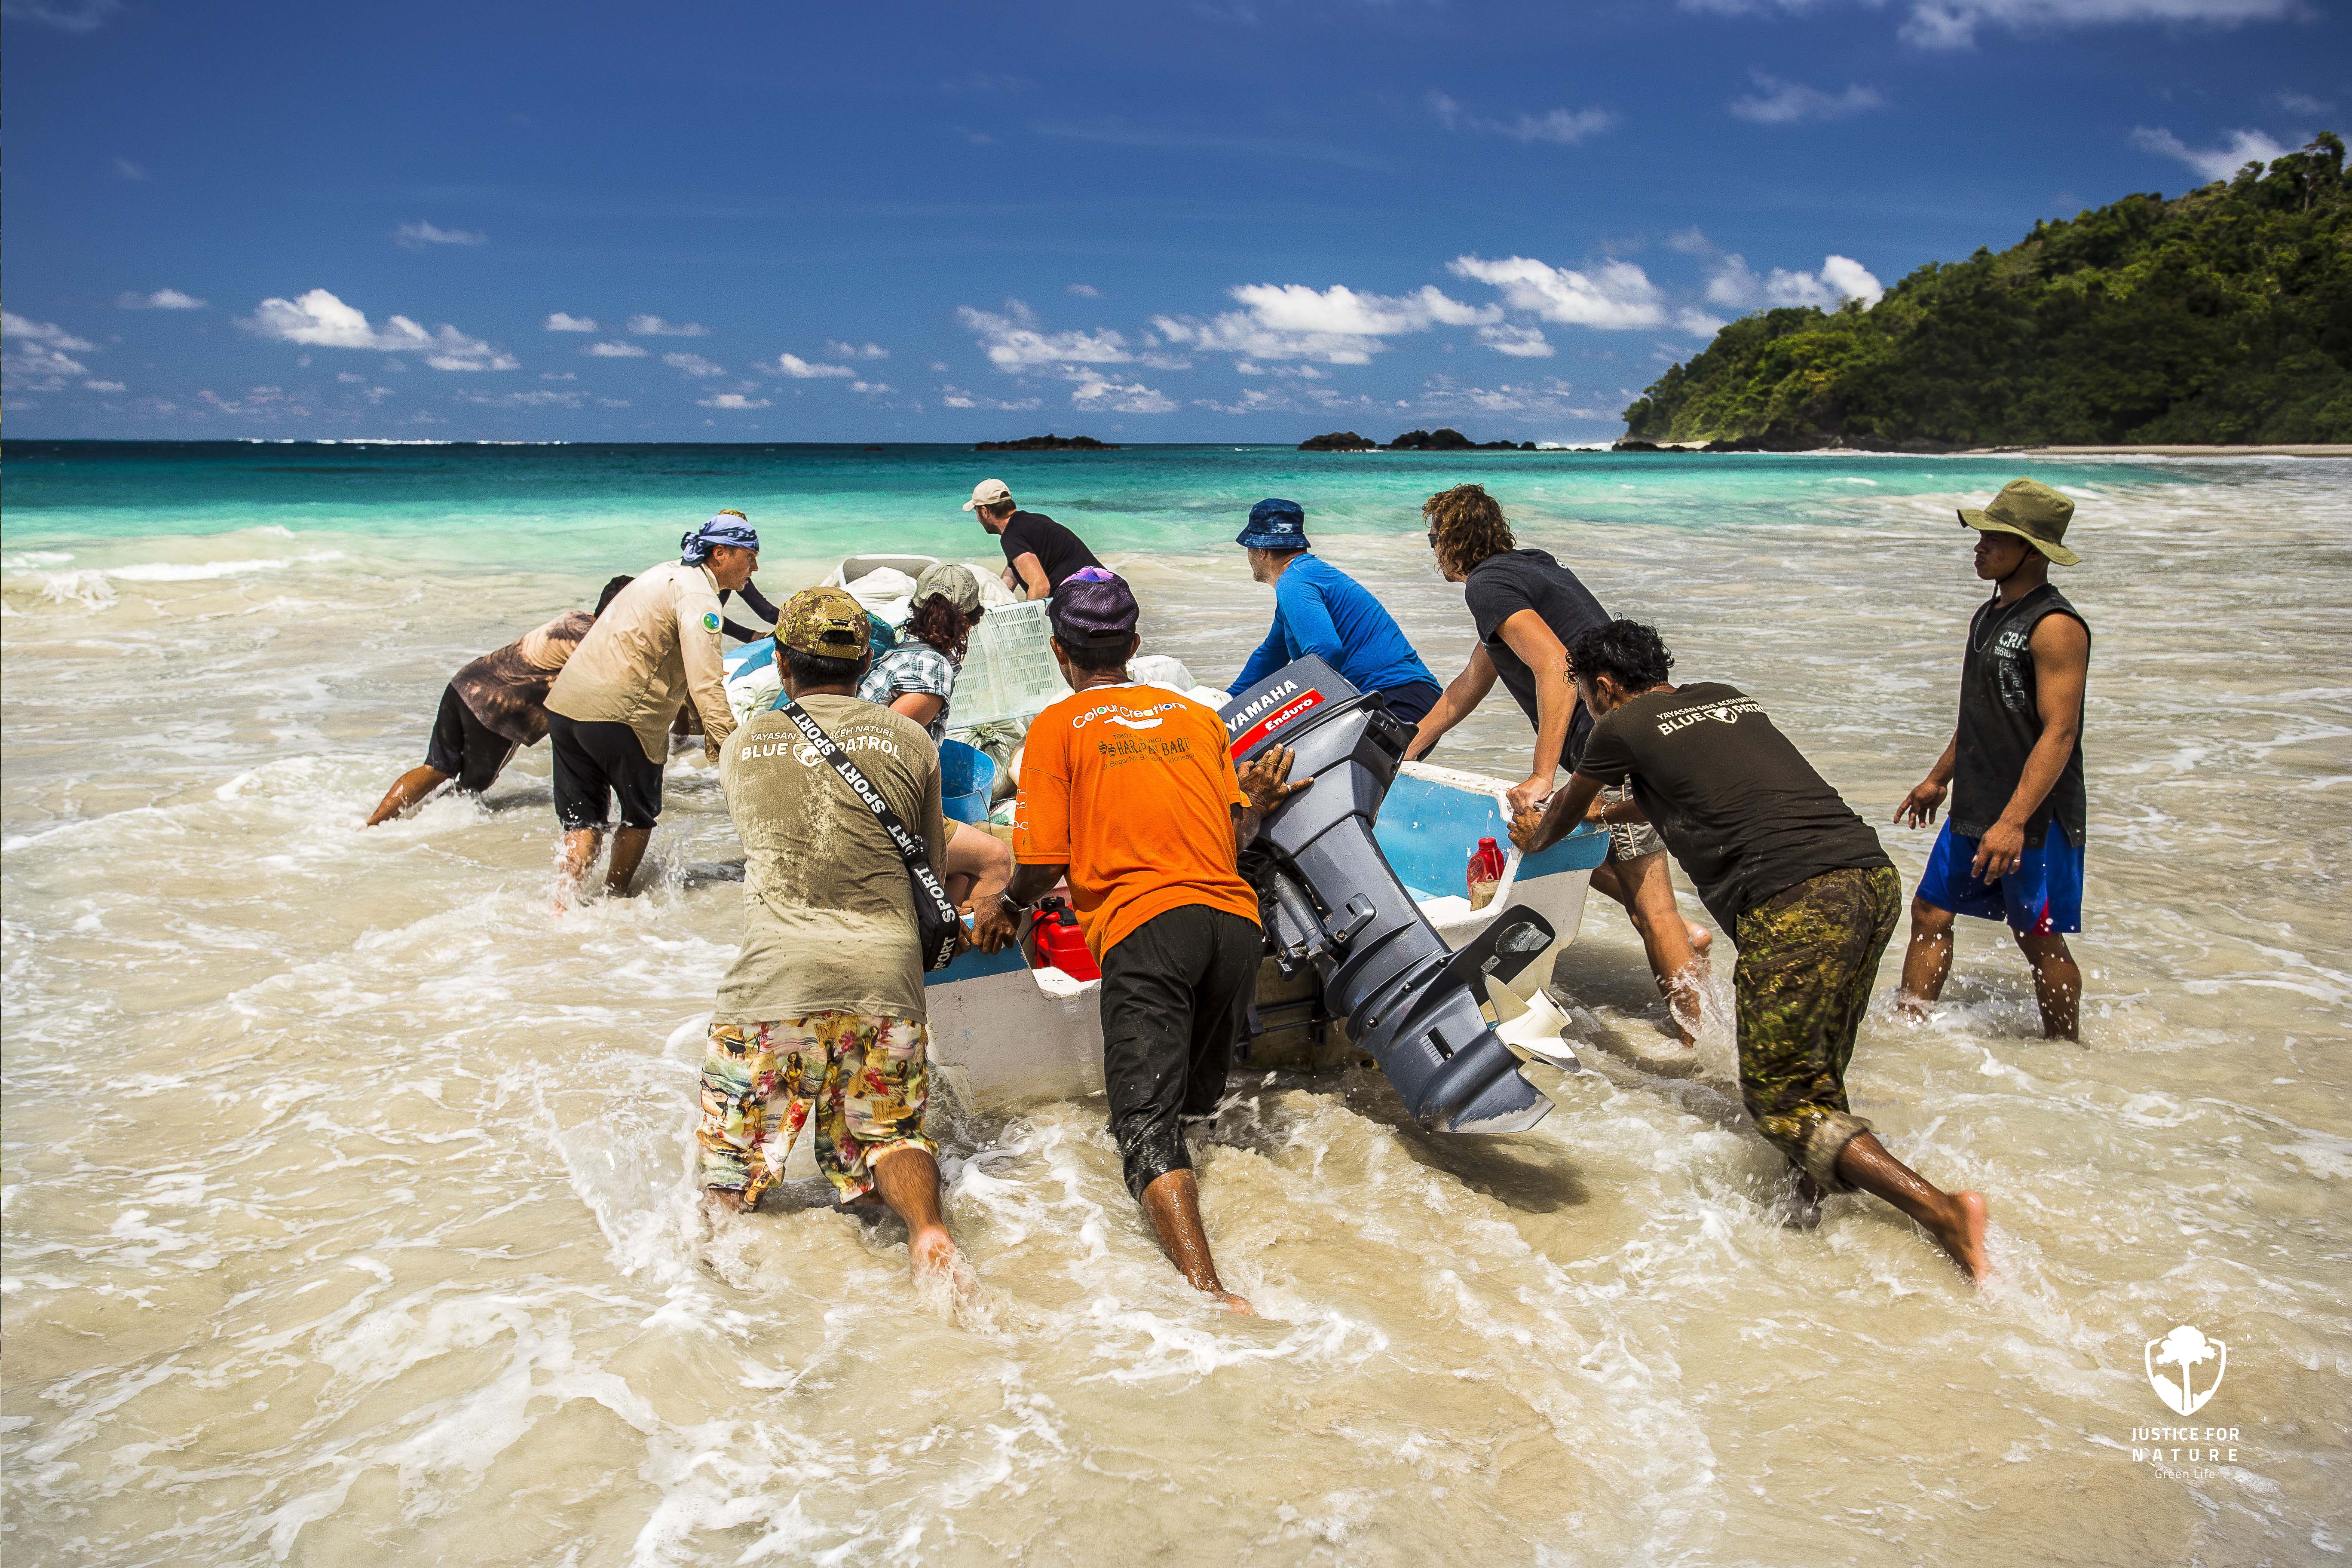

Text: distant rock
xmin=973 ymin=433 xmax=1119 ymax=451
xmin=1386 ymin=427 xmax=1476 ymax=451
xmin=1611 ymin=439 xmax=1664 ymax=452
xmin=1299 ymin=430 xmax=1378 ymax=451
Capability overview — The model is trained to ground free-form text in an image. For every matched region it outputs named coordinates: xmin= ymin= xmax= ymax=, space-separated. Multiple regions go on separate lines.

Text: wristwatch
xmin=997 ymin=891 xmax=1029 ymax=920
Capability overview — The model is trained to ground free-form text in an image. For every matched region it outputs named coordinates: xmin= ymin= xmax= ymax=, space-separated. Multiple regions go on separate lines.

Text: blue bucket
xmin=940 ymin=739 xmax=997 ymax=825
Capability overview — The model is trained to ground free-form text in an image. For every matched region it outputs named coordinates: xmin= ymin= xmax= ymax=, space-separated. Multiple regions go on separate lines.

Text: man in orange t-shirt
xmin=971 ymin=569 xmax=1308 ymax=1313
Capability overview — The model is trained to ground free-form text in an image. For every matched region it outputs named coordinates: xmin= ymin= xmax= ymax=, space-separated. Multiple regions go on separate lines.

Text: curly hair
xmin=903 ymin=592 xmax=981 ymax=658
xmin=1422 ymin=484 xmax=1515 ymax=576
xmin=1565 ymin=619 xmax=1674 ymax=693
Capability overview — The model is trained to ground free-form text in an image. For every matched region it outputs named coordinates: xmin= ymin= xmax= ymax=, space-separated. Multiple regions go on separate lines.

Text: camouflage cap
xmin=776 ymin=586 xmax=871 ymax=658
xmin=1959 ymin=478 xmax=2080 ymax=567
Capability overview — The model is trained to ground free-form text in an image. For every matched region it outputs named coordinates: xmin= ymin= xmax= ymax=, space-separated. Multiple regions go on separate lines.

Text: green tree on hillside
xmin=1622 ymin=133 xmax=2351 ymax=447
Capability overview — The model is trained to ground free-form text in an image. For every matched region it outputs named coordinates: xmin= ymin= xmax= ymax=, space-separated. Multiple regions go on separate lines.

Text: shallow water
xmin=4 ymin=445 xmax=2348 ymax=1565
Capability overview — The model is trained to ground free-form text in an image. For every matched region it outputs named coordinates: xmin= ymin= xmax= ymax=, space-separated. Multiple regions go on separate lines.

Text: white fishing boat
xmin=722 ymin=557 xmax=1611 ymax=1116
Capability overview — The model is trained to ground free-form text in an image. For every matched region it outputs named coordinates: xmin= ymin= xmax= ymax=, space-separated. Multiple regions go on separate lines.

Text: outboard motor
xmin=1227 ymin=657 xmax=1558 ymax=1134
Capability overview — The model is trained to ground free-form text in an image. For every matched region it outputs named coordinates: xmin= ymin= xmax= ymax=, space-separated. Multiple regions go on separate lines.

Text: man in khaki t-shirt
xmin=695 ymin=588 xmax=965 ymax=1286
xmin=545 ymin=514 xmax=753 ymax=896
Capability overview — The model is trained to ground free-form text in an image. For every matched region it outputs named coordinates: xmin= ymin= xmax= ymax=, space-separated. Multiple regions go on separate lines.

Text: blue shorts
xmin=1915 ymin=821 xmax=2083 ymax=935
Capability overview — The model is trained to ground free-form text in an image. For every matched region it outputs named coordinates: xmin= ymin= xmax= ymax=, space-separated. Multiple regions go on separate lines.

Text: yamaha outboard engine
xmin=1227 ymin=657 xmax=1558 ymax=1134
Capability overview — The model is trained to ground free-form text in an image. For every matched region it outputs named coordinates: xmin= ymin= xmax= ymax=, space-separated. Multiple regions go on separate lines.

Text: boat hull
xmin=925 ymin=761 xmax=1607 ymax=1109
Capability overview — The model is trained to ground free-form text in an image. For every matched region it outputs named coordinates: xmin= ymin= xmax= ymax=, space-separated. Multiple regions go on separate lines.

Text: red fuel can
xmin=1032 ymin=896 xmax=1101 ymax=980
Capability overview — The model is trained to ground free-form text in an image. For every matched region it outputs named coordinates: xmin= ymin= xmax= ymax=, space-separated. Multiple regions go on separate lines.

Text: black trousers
xmin=423 ymin=683 xmax=519 ymax=795
xmin=548 ymin=711 xmax=664 ymax=830
xmin=1098 ymin=904 xmax=1262 ymax=1199
xmin=1375 ymin=679 xmax=1442 ymax=727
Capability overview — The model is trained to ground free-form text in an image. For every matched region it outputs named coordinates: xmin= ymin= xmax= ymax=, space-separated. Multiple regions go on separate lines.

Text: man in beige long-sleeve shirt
xmin=546 ymin=514 xmax=757 ymax=895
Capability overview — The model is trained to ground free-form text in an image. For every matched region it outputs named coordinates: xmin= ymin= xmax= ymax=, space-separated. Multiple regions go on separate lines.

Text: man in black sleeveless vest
xmin=1893 ymin=479 xmax=2092 ymax=1040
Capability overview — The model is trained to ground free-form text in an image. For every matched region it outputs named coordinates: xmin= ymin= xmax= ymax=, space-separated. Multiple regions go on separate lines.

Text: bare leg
xmin=943 ymin=821 xmax=1013 ymax=908
xmin=1833 ymin=1131 xmax=1990 ymax=1284
xmin=868 ymin=1145 xmax=959 ymax=1280
xmin=1896 ymin=897 xmax=1957 ymax=1018
xmin=704 ymin=1187 xmax=753 ymax=1216
xmin=1592 ymin=852 xmax=1706 ymax=1043
xmin=2015 ymin=931 xmax=2081 ymax=1041
xmin=557 ymin=827 xmax=604 ymax=901
xmin=604 ymin=826 xmax=653 ymax=896
xmin=1138 ymin=1168 xmax=1252 ymax=1313
xmin=367 ymin=764 xmax=450 ymax=827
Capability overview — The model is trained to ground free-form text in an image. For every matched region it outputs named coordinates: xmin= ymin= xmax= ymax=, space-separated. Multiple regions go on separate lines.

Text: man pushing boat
xmin=1512 ymin=620 xmax=1990 ymax=1282
xmin=969 ymin=569 xmax=1311 ymax=1311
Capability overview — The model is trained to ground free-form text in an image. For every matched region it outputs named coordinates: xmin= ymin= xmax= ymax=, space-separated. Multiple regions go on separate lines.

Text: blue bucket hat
xmin=1236 ymin=497 xmax=1309 ymax=552
xmin=680 ymin=511 xmax=760 ymax=565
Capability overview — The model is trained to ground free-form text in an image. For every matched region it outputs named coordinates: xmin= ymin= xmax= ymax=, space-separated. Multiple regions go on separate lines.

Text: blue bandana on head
xmin=680 ymin=514 xmax=760 ymax=565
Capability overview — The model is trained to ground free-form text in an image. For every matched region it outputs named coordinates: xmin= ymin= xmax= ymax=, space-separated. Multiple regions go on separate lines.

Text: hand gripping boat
xmin=1225 ymin=657 xmax=1577 ymax=1134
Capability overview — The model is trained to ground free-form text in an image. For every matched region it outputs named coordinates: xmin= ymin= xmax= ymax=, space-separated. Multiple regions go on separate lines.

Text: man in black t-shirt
xmin=1405 ymin=483 xmax=1712 ymax=1041
xmin=962 ymin=478 xmax=1103 ymax=600
xmin=1512 ymin=620 xmax=1989 ymax=1285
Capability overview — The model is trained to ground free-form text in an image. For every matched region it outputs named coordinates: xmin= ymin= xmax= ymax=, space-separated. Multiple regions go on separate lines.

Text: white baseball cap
xmin=962 ymin=478 xmax=1014 ymax=512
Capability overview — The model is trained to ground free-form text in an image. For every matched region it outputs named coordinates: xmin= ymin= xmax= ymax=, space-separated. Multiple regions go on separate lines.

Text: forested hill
xmin=1621 ymin=134 xmax=2350 ymax=448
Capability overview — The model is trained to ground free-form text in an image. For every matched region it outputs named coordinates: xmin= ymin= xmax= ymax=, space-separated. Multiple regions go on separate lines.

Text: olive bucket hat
xmin=1959 ymin=478 xmax=2080 ymax=567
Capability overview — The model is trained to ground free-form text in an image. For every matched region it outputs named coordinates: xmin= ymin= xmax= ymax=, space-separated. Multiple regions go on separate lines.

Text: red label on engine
xmin=1230 ymin=691 xmax=1321 ymax=756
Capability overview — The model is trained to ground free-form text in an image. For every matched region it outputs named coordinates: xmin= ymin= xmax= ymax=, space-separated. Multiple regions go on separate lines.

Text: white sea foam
xmin=2 ymin=459 xmax=2346 ymax=1565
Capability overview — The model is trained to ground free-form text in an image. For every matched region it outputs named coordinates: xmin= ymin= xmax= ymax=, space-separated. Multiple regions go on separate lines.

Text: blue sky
xmin=2 ymin=0 xmax=2338 ymax=443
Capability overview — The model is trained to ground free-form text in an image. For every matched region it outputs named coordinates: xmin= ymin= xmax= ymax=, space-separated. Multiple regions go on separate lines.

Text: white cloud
xmin=544 ymin=312 xmax=598 ymax=332
xmin=541 ymin=370 xmax=578 ymax=380
xmin=939 ymin=386 xmax=1045 ymax=411
xmin=851 ymin=380 xmax=894 ymax=394
xmin=585 ymin=340 xmax=647 ymax=358
xmin=2275 ymin=90 xmax=2332 ymax=116
xmin=1705 ymin=253 xmax=1885 ymax=309
xmin=457 ymin=389 xmax=583 ymax=408
xmin=395 ymin=221 xmax=487 ymax=250
xmin=777 ymin=352 xmax=855 ymax=378
xmin=663 ymin=352 xmax=726 ymax=377
xmin=2129 ymin=125 xmax=2291 ymax=182
xmin=1478 ymin=323 xmax=1556 ymax=358
xmin=958 ymin=300 xmax=1133 ymax=373
xmin=115 ymin=288 xmax=206 ymax=309
xmin=1899 ymin=0 xmax=2298 ymax=46
xmin=1446 ymin=255 xmax=1669 ymax=330
xmin=824 ymin=340 xmax=889 ymax=359
xmin=82 ymin=378 xmax=127 ymax=392
xmin=241 ymin=288 xmax=518 ymax=371
xmin=4 ymin=312 xmax=99 ymax=390
xmin=337 ymin=371 xmax=367 ymax=383
xmin=1416 ymin=374 xmax=1611 ymax=419
xmin=1064 ymin=283 xmax=1103 ymax=298
xmin=1681 ymin=0 xmax=2299 ymax=47
xmin=626 ymin=314 xmax=710 ymax=337
xmin=1071 ymin=378 xmax=1176 ymax=413
xmin=112 ymin=156 xmax=147 ymax=180
xmin=1153 ymin=282 xmax=1497 ymax=364
xmin=1430 ymin=92 xmax=1616 ymax=145
xmin=5 ymin=313 xmax=98 ymax=353
xmin=1729 ymin=72 xmax=1886 ymax=123
xmin=698 ymin=392 xmax=771 ymax=409
xmin=2 ymin=0 xmax=122 ymax=31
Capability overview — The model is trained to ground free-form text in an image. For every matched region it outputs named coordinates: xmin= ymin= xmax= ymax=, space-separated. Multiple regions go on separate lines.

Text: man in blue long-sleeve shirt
xmin=1226 ymin=498 xmax=1442 ymax=723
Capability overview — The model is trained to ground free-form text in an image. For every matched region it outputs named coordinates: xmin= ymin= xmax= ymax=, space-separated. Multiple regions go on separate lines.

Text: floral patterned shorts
xmin=695 ymin=1012 xmax=936 ymax=1206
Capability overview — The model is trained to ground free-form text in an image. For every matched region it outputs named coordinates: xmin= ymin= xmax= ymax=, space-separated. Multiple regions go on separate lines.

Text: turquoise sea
xmin=4 ymin=439 xmax=2348 ymax=1566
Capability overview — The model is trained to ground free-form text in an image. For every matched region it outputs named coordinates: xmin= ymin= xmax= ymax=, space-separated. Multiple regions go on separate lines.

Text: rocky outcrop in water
xmin=973 ymin=434 xmax=1119 ymax=451
xmin=1299 ymin=430 xmax=1378 ymax=450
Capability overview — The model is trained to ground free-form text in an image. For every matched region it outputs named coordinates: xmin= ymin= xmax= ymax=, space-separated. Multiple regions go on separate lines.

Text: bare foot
xmin=1933 ymin=1191 xmax=1991 ymax=1284
xmin=909 ymin=1225 xmax=960 ymax=1281
xmin=1208 ymin=1289 xmax=1256 ymax=1315
xmin=1895 ymin=995 xmax=1932 ymax=1023
xmin=704 ymin=1188 xmax=753 ymax=1217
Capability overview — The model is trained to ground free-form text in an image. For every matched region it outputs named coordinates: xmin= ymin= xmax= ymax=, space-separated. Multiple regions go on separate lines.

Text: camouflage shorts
xmin=1733 ymin=864 xmax=1901 ymax=1190
xmin=695 ymin=1013 xmax=936 ymax=1207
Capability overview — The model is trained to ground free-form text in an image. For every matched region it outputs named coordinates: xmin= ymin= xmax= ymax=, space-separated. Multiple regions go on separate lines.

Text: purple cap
xmin=1050 ymin=567 xmax=1139 ymax=647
